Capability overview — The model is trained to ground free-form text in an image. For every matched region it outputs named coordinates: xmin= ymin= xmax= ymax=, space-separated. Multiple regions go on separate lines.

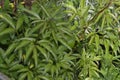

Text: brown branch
xmin=13 ymin=0 xmax=18 ymax=13
xmin=0 ymin=0 xmax=4 ymax=8
xmin=88 ymin=0 xmax=114 ymax=24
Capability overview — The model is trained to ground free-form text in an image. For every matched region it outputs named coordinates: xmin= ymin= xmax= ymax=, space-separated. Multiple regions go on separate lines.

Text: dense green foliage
xmin=0 ymin=0 xmax=120 ymax=80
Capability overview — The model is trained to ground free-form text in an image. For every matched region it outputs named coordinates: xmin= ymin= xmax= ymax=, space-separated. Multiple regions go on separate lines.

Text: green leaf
xmin=16 ymin=16 xmax=24 ymax=30
xmin=29 ymin=23 xmax=43 ymax=34
xmin=64 ymin=3 xmax=77 ymax=13
xmin=38 ymin=76 xmax=49 ymax=80
xmin=18 ymin=73 xmax=27 ymax=80
xmin=33 ymin=47 xmax=38 ymax=67
xmin=4 ymin=43 xmax=17 ymax=57
xmin=0 ymin=28 xmax=14 ymax=36
xmin=27 ymin=71 xmax=33 ymax=80
xmin=36 ymin=45 xmax=48 ymax=59
xmin=0 ymin=13 xmax=15 ymax=29
xmin=24 ymin=43 xmax=34 ymax=63
xmin=40 ymin=43 xmax=57 ymax=60
xmin=9 ymin=64 xmax=24 ymax=71
xmin=17 ymin=68 xmax=29 ymax=73
xmin=58 ymin=39 xmax=72 ymax=50
xmin=89 ymin=36 xmax=94 ymax=45
xmin=15 ymin=40 xmax=31 ymax=51
xmin=38 ymin=4 xmax=50 ymax=17
xmin=95 ymin=34 xmax=99 ymax=50
xmin=22 ymin=8 xmax=40 ymax=19
xmin=80 ymin=0 xmax=85 ymax=8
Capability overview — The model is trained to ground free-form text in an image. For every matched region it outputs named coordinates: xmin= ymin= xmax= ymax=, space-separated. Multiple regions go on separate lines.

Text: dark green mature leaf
xmin=0 ymin=13 xmax=15 ymax=29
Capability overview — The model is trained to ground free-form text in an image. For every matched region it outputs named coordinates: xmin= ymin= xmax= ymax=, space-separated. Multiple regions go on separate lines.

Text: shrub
xmin=0 ymin=0 xmax=120 ymax=80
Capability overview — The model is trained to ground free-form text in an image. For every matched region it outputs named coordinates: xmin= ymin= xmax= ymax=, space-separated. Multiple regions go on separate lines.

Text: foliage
xmin=0 ymin=0 xmax=120 ymax=80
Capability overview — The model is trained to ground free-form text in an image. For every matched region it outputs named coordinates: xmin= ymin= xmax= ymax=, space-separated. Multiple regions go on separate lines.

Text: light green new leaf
xmin=89 ymin=36 xmax=95 ymax=45
xmin=64 ymin=4 xmax=77 ymax=13
xmin=95 ymin=34 xmax=99 ymax=50
xmin=80 ymin=0 xmax=85 ymax=8
xmin=109 ymin=12 xmax=119 ymax=24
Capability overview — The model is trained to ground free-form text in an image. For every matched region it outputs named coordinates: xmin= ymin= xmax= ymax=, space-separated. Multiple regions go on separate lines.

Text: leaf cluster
xmin=0 ymin=0 xmax=120 ymax=80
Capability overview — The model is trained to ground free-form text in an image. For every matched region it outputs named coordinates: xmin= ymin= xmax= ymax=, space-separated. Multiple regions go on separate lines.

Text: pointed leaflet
xmin=36 ymin=45 xmax=47 ymax=59
xmin=38 ymin=76 xmax=49 ymax=80
xmin=0 ymin=13 xmax=15 ymax=29
xmin=104 ymin=39 xmax=110 ymax=54
xmin=101 ymin=16 xmax=105 ymax=29
xmin=38 ymin=4 xmax=50 ymax=17
xmin=33 ymin=47 xmax=38 ymax=67
xmin=9 ymin=64 xmax=24 ymax=71
xmin=15 ymin=40 xmax=30 ymax=51
xmin=40 ymin=43 xmax=57 ymax=60
xmin=89 ymin=36 xmax=95 ymax=45
xmin=109 ymin=13 xmax=119 ymax=24
xmin=0 ymin=28 xmax=14 ymax=36
xmin=22 ymin=8 xmax=40 ymax=19
xmin=27 ymin=71 xmax=33 ymax=80
xmin=17 ymin=68 xmax=29 ymax=73
xmin=52 ymin=31 xmax=58 ymax=44
xmin=29 ymin=23 xmax=43 ymax=34
xmin=80 ymin=0 xmax=85 ymax=8
xmin=94 ymin=12 xmax=103 ymax=24
xmin=16 ymin=16 xmax=24 ymax=30
xmin=4 ymin=43 xmax=17 ymax=57
xmin=58 ymin=39 xmax=72 ymax=50
xmin=24 ymin=43 xmax=34 ymax=63
xmin=64 ymin=3 xmax=77 ymax=13
xmin=95 ymin=34 xmax=100 ymax=50
xmin=18 ymin=73 xmax=27 ymax=80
